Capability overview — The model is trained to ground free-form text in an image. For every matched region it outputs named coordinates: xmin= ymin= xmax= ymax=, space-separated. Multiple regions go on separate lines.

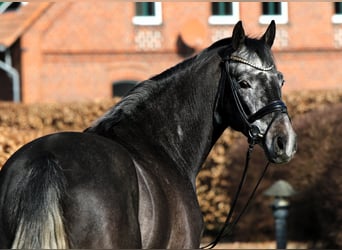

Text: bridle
xmin=225 ymin=55 xmax=288 ymax=145
xmin=202 ymin=55 xmax=288 ymax=249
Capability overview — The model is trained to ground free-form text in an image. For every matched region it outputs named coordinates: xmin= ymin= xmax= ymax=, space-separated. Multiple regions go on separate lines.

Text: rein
xmin=201 ymin=144 xmax=270 ymax=249
xmin=201 ymin=55 xmax=288 ymax=249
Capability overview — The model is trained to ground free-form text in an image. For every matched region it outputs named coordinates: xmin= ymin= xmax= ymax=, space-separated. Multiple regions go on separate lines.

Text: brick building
xmin=0 ymin=2 xmax=342 ymax=103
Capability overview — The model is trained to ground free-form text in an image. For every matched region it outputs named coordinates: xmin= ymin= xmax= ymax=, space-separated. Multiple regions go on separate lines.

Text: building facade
xmin=0 ymin=2 xmax=342 ymax=103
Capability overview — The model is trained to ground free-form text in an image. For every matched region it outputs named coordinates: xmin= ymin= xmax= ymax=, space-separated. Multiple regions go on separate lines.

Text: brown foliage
xmin=218 ymin=100 xmax=342 ymax=248
xmin=0 ymin=99 xmax=118 ymax=165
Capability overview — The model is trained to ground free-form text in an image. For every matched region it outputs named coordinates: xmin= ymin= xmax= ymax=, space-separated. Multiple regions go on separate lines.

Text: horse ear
xmin=232 ymin=21 xmax=245 ymax=50
xmin=261 ymin=20 xmax=276 ymax=48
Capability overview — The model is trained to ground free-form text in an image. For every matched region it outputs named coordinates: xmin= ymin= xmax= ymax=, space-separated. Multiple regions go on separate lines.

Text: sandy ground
xmin=203 ymin=241 xmax=308 ymax=249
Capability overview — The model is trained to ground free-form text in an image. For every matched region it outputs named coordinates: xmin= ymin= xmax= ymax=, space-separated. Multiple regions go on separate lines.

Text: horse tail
xmin=11 ymin=152 xmax=69 ymax=249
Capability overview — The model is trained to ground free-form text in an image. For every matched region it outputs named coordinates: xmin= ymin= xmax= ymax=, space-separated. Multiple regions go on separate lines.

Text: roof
xmin=0 ymin=2 xmax=51 ymax=49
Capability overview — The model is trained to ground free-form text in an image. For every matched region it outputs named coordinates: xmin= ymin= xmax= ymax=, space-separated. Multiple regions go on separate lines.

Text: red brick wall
xmin=19 ymin=2 xmax=342 ymax=103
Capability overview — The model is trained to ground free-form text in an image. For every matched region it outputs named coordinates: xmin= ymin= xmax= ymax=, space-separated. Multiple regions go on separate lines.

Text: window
xmin=332 ymin=2 xmax=342 ymax=23
xmin=335 ymin=2 xmax=342 ymax=13
xmin=0 ymin=2 xmax=25 ymax=13
xmin=259 ymin=2 xmax=288 ymax=24
xmin=112 ymin=81 xmax=138 ymax=97
xmin=209 ymin=2 xmax=239 ymax=25
xmin=132 ymin=2 xmax=162 ymax=26
xmin=262 ymin=2 xmax=282 ymax=15
xmin=136 ymin=2 xmax=155 ymax=16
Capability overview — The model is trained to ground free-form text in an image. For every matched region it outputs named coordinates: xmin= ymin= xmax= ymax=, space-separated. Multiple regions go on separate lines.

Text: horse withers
xmin=0 ymin=21 xmax=296 ymax=248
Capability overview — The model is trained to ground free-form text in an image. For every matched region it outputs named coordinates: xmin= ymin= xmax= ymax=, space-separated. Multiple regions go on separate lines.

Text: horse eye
xmin=238 ymin=80 xmax=251 ymax=89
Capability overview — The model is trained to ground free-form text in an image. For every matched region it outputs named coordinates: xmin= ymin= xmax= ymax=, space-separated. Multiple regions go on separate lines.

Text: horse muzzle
xmin=264 ymin=114 xmax=297 ymax=164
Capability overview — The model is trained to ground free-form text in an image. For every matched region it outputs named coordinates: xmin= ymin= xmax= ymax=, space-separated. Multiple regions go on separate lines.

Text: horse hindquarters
xmin=0 ymin=132 xmax=142 ymax=248
xmin=2 ymin=153 xmax=68 ymax=249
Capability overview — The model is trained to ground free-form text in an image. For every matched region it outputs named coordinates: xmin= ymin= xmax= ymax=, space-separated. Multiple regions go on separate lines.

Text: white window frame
xmin=132 ymin=2 xmax=162 ymax=26
xmin=259 ymin=2 xmax=288 ymax=25
xmin=332 ymin=2 xmax=342 ymax=24
xmin=208 ymin=2 xmax=239 ymax=25
xmin=332 ymin=14 xmax=342 ymax=23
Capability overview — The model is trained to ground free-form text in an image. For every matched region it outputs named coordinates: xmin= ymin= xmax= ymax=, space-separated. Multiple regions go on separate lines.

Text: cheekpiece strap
xmin=230 ymin=55 xmax=274 ymax=71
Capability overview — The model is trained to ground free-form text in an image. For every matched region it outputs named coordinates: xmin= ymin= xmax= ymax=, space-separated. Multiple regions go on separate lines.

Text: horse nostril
xmin=276 ymin=136 xmax=285 ymax=151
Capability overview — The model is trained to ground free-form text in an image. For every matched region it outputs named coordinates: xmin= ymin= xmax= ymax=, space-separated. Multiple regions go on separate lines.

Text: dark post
xmin=264 ymin=180 xmax=296 ymax=249
xmin=272 ymin=197 xmax=289 ymax=249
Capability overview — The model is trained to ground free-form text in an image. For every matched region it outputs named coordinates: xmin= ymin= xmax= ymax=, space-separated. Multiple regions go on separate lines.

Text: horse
xmin=0 ymin=21 xmax=296 ymax=248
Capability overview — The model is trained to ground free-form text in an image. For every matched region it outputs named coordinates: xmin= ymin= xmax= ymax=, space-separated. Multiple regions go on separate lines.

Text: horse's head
xmin=221 ymin=21 xmax=296 ymax=164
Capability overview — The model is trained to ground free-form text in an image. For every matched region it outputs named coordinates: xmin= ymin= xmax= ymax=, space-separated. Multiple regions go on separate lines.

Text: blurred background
xmin=1 ymin=2 xmax=342 ymax=249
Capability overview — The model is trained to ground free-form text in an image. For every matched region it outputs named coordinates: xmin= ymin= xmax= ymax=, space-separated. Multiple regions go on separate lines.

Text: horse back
xmin=0 ymin=132 xmax=141 ymax=248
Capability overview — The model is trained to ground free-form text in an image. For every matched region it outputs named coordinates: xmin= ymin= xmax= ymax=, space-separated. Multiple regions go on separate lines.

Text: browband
xmin=230 ymin=55 xmax=274 ymax=71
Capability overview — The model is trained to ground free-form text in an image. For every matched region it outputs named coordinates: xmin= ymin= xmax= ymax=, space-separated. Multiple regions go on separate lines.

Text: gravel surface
xmin=210 ymin=241 xmax=308 ymax=249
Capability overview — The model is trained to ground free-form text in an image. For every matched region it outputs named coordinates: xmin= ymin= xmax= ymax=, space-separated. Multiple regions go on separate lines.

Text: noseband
xmin=223 ymin=55 xmax=288 ymax=145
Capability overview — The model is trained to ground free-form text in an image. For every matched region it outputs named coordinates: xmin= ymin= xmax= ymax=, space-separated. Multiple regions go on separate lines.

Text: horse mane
xmin=85 ymin=55 xmax=202 ymax=135
xmin=150 ymin=55 xmax=197 ymax=82
xmin=86 ymin=45 xmax=221 ymax=135
xmin=245 ymin=37 xmax=275 ymax=65
xmin=85 ymin=35 xmax=274 ymax=136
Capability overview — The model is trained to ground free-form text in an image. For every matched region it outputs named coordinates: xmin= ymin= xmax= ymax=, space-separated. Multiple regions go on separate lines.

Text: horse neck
xmin=99 ymin=55 xmax=225 ymax=183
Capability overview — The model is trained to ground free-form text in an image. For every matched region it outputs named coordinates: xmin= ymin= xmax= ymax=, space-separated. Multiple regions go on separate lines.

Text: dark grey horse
xmin=0 ymin=21 xmax=296 ymax=248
